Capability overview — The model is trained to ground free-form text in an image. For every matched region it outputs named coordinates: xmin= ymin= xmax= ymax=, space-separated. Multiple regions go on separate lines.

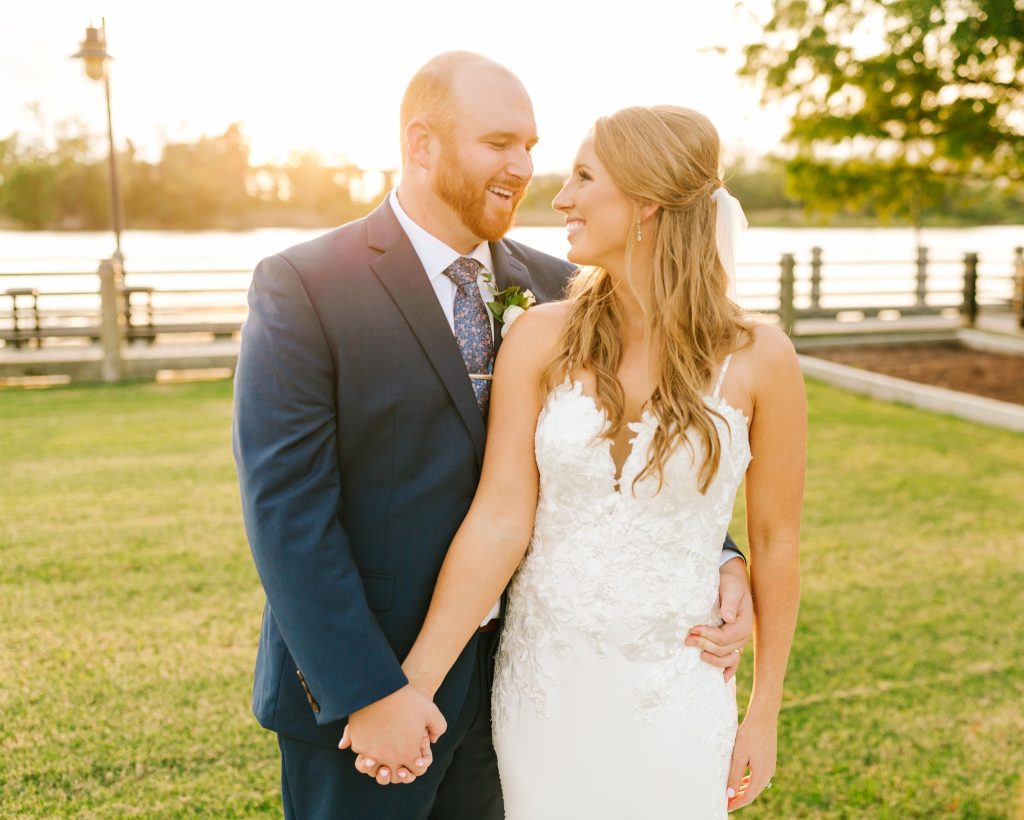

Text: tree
xmin=282 ymin=150 xmax=362 ymax=225
xmin=742 ymin=0 xmax=1024 ymax=231
xmin=2 ymin=161 xmax=58 ymax=229
xmin=0 ymin=120 xmax=110 ymax=229
xmin=146 ymin=123 xmax=254 ymax=228
xmin=50 ymin=123 xmax=109 ymax=229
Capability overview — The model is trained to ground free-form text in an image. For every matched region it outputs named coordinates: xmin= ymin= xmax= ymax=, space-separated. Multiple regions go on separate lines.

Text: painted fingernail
xmin=727 ymin=788 xmax=736 ymax=798
xmin=416 ymin=759 xmax=426 ymax=767
xmin=364 ymin=758 xmax=375 ymax=768
xmin=398 ymin=770 xmax=407 ymax=779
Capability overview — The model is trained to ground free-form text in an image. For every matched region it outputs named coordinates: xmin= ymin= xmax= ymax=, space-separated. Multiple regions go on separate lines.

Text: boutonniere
xmin=483 ymin=275 xmax=536 ymax=338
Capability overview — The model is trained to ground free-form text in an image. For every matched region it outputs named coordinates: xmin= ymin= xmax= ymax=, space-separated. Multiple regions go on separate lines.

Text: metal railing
xmin=2 ymin=246 xmax=1022 ymax=380
xmin=762 ymin=246 xmax=1022 ymax=335
xmin=0 ymin=265 xmax=251 ymax=347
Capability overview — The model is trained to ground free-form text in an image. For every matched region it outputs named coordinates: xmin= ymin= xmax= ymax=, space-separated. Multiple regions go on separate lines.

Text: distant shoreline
xmin=2 ymin=209 xmax=1023 ymax=233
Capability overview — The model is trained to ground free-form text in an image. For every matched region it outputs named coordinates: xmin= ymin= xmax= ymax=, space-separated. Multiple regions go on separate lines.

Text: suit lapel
xmin=489 ymin=239 xmax=531 ymax=358
xmin=366 ymin=202 xmax=486 ymax=467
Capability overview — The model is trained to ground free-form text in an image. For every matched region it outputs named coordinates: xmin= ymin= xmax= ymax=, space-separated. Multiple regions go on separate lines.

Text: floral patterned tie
xmin=444 ymin=257 xmax=494 ymax=417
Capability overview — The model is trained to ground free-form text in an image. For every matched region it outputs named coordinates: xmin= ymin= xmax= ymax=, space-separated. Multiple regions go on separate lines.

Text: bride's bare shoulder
xmin=745 ymin=320 xmax=796 ymax=361
xmin=496 ymin=300 xmax=570 ymax=367
xmin=736 ymin=320 xmax=803 ymax=399
xmin=510 ymin=299 xmax=572 ymax=331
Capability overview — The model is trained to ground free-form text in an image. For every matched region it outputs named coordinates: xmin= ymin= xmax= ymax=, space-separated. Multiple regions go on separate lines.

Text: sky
xmin=1 ymin=0 xmax=789 ymax=175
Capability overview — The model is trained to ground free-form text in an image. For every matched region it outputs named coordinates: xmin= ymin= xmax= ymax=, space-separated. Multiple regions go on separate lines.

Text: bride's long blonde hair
xmin=545 ymin=106 xmax=750 ymax=494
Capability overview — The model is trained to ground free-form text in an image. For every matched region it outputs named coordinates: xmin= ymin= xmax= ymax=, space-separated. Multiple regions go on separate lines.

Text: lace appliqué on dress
xmin=492 ymin=378 xmax=751 ymax=729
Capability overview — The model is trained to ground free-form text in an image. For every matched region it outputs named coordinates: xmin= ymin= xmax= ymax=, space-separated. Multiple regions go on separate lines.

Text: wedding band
xmin=733 ymin=647 xmax=743 ymax=655
xmin=766 ymin=780 xmax=773 ymax=789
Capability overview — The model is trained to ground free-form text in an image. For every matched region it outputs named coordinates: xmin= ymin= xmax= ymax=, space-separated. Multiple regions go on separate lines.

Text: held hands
xmin=686 ymin=557 xmax=753 ymax=681
xmin=338 ymin=684 xmax=446 ymax=785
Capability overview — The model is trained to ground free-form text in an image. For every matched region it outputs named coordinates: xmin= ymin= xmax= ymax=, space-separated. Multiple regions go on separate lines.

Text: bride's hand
xmin=726 ymin=712 xmax=777 ymax=811
xmin=345 ymin=731 xmax=434 ymax=785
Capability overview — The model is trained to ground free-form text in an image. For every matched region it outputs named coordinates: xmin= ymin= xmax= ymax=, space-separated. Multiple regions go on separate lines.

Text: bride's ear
xmin=637 ymin=201 xmax=660 ymax=224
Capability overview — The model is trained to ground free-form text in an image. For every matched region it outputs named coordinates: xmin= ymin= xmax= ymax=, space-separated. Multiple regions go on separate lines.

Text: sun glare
xmin=4 ymin=2 xmax=786 ymax=175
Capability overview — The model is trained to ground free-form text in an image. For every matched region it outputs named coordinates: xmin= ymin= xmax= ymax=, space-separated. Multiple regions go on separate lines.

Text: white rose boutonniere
xmin=485 ymin=284 xmax=537 ymax=338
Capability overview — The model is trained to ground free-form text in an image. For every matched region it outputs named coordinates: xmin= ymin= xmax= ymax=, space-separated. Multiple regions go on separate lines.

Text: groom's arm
xmin=722 ymin=532 xmax=745 ymax=565
xmin=697 ymin=537 xmax=753 ymax=680
xmin=233 ymin=254 xmax=408 ymax=725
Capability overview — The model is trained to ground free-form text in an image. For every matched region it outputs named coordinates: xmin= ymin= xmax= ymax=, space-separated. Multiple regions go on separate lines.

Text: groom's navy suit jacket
xmin=233 ymin=199 xmax=575 ymax=748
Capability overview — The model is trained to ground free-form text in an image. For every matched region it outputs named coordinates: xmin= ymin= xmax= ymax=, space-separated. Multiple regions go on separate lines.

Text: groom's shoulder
xmin=500 ymin=237 xmax=576 ymax=279
xmin=500 ymin=236 xmax=576 ymax=274
xmin=272 ymin=217 xmax=371 ymax=276
xmin=498 ymin=238 xmax=576 ymax=303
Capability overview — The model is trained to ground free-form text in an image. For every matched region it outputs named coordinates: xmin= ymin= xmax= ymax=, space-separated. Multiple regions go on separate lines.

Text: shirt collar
xmin=389 ymin=189 xmax=493 ymax=281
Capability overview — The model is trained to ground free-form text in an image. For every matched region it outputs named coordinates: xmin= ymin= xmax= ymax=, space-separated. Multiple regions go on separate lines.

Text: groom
xmin=233 ymin=51 xmax=752 ymax=819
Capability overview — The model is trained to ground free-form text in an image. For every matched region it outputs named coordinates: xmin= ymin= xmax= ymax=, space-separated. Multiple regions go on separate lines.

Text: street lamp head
xmin=70 ymin=17 xmax=125 ymax=262
xmin=71 ymin=24 xmax=112 ymax=81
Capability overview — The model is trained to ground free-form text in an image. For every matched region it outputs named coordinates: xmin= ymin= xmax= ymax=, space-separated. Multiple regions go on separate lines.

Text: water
xmin=1 ymin=224 xmax=1020 ymax=317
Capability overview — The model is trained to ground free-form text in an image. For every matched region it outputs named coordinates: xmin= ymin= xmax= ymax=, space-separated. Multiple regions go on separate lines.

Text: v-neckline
xmin=563 ymin=381 xmax=653 ymax=495
xmin=554 ymin=378 xmax=750 ymax=497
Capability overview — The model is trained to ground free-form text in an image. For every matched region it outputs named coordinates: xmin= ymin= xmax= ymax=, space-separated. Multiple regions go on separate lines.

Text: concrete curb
xmin=798 ymin=354 xmax=1024 ymax=433
xmin=958 ymin=328 xmax=1024 ymax=355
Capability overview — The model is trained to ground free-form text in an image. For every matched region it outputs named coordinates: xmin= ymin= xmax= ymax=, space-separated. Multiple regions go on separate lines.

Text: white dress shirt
xmin=389 ymin=190 xmax=502 ymax=625
xmin=389 ymin=190 xmax=496 ymax=336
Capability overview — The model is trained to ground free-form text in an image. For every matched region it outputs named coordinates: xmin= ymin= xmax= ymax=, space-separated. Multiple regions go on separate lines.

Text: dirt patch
xmin=808 ymin=342 xmax=1024 ymax=406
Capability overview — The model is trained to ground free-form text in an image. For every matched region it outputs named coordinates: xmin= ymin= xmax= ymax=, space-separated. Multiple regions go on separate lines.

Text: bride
xmin=396 ymin=106 xmax=803 ymax=817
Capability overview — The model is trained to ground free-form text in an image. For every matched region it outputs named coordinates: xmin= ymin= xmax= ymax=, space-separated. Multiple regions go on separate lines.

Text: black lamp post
xmin=71 ymin=18 xmax=124 ymax=262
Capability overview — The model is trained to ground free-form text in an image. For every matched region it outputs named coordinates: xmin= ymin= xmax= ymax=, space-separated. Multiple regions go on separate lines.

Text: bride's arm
xmin=402 ymin=303 xmax=565 ymax=697
xmin=728 ymin=323 xmax=805 ymax=811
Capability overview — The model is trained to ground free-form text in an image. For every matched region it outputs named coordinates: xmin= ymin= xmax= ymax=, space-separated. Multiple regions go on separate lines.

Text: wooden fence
xmin=776 ymin=246 xmax=1023 ymax=334
xmin=1 ymin=246 xmax=1022 ymax=378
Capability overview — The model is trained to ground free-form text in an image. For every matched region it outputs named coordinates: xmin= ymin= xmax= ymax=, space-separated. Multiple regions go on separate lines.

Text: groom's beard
xmin=433 ymin=143 xmax=526 ymax=243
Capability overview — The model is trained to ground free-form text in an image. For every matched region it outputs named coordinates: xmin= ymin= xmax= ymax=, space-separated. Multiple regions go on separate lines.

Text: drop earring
xmin=636 ymin=221 xmax=643 ymax=243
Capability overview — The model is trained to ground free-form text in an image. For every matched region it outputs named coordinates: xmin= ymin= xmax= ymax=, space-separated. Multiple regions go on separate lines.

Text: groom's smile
xmin=486 ymin=184 xmax=517 ymax=203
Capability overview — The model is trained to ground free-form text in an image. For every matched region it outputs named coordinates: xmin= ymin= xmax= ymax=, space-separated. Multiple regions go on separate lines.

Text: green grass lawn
xmin=1 ymin=379 xmax=1022 ymax=818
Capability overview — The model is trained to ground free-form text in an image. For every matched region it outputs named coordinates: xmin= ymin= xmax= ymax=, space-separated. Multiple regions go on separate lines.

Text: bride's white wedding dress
xmin=492 ymin=355 xmax=750 ymax=819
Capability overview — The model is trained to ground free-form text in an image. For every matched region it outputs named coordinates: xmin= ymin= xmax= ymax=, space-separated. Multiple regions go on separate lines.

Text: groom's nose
xmin=506 ymin=146 xmax=533 ymax=182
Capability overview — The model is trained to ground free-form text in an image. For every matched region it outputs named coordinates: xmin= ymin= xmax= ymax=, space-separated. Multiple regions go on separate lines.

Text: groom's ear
xmin=406 ymin=118 xmax=438 ymax=171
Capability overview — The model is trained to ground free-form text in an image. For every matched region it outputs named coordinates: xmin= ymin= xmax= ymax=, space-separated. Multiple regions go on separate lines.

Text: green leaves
xmin=743 ymin=0 xmax=1024 ymax=224
xmin=485 ymin=285 xmax=533 ymax=323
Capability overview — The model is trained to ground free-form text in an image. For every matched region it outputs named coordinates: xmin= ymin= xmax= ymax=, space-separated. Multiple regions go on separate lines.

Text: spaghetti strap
xmin=712 ymin=353 xmax=733 ymax=398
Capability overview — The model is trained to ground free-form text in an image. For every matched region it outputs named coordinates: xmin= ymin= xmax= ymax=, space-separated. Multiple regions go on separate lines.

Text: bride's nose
xmin=552 ymin=181 xmax=573 ymax=213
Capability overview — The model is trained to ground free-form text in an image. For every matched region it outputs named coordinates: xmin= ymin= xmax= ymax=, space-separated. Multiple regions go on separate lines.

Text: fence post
xmin=915 ymin=245 xmax=929 ymax=307
xmin=780 ymin=253 xmax=796 ymax=336
xmin=1013 ymin=246 xmax=1024 ymax=330
xmin=810 ymin=247 xmax=822 ymax=309
xmin=98 ymin=257 xmax=125 ymax=382
xmin=961 ymin=252 xmax=978 ymax=329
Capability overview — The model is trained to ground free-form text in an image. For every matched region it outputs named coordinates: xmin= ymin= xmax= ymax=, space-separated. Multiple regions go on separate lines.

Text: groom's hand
xmin=685 ymin=557 xmax=753 ymax=681
xmin=338 ymin=684 xmax=446 ymax=785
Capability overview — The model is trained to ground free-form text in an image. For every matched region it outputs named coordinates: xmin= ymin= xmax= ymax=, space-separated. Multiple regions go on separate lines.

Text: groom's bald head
xmin=399 ymin=51 xmax=528 ymax=162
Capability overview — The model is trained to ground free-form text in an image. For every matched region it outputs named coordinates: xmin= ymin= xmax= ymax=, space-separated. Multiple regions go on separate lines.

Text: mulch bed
xmin=808 ymin=342 xmax=1024 ymax=406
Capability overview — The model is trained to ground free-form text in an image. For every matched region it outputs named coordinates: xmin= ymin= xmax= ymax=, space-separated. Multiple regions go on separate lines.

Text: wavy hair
xmin=545 ymin=106 xmax=751 ymax=494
